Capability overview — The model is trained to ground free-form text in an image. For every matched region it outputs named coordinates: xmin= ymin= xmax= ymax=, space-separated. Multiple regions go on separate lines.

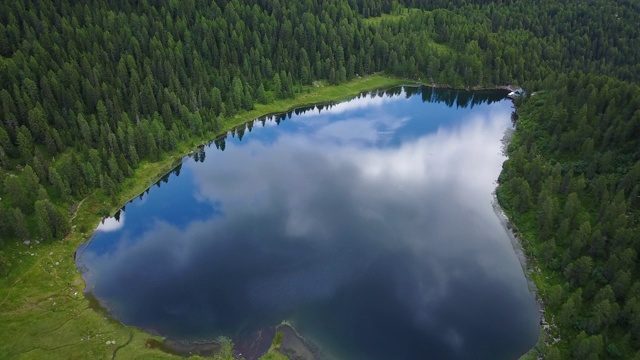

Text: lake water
xmin=78 ymin=87 xmax=539 ymax=359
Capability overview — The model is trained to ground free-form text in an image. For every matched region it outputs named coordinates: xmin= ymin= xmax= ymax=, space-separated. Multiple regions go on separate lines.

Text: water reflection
xmin=79 ymin=87 xmax=538 ymax=360
xmin=95 ymin=211 xmax=125 ymax=232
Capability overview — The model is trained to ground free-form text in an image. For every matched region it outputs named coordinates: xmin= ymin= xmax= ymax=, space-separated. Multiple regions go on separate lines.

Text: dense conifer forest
xmin=498 ymin=74 xmax=640 ymax=359
xmin=1 ymin=0 xmax=639 ymax=358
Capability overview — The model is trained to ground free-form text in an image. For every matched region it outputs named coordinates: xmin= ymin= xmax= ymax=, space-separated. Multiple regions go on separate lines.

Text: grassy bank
xmin=0 ymin=74 xmax=410 ymax=360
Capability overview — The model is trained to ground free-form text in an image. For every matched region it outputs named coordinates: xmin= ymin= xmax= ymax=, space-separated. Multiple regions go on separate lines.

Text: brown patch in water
xmin=276 ymin=324 xmax=320 ymax=360
xmin=234 ymin=326 xmax=276 ymax=360
xmin=233 ymin=323 xmax=321 ymax=360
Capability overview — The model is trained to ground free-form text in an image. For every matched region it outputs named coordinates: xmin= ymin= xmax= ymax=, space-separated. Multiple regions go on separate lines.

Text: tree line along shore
xmin=1 ymin=1 xmax=640 ymax=359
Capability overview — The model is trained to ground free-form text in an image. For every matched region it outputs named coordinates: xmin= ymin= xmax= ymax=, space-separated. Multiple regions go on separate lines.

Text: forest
xmin=0 ymin=0 xmax=639 ymax=358
xmin=497 ymin=73 xmax=640 ymax=359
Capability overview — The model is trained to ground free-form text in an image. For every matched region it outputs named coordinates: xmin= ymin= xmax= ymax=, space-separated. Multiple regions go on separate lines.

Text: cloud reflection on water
xmin=94 ymin=212 xmax=125 ymax=232
xmin=81 ymin=89 xmax=538 ymax=360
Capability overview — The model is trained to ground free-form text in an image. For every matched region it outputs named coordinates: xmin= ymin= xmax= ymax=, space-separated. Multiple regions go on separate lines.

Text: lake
xmin=78 ymin=86 xmax=540 ymax=359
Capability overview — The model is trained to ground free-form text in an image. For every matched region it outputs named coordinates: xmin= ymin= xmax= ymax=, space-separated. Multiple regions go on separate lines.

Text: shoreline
xmin=0 ymin=77 xmax=528 ymax=359
xmin=275 ymin=323 xmax=320 ymax=360
xmin=495 ymin=100 xmax=549 ymax=360
xmin=492 ymin=195 xmax=549 ymax=360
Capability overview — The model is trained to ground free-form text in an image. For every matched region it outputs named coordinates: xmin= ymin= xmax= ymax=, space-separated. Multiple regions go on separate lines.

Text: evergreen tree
xmin=4 ymin=175 xmax=30 ymax=214
xmin=11 ymin=208 xmax=29 ymax=240
xmin=34 ymin=199 xmax=53 ymax=242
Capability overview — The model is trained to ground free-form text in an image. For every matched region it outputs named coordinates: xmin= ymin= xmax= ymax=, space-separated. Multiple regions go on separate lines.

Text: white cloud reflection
xmin=190 ymin=109 xmax=510 ymax=240
xmin=296 ymin=93 xmax=403 ymax=118
xmin=82 ymin=95 xmax=539 ymax=358
xmin=95 ymin=212 xmax=125 ymax=232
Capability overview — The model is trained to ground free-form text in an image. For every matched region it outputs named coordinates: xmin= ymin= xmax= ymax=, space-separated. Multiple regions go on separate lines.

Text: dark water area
xmin=78 ymin=87 xmax=539 ymax=360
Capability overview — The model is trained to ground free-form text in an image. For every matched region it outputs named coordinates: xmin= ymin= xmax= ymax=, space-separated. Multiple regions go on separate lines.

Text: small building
xmin=507 ymin=89 xmax=524 ymax=99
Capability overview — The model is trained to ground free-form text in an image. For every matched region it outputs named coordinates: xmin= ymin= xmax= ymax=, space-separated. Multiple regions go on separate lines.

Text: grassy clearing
xmin=0 ymin=74 xmax=410 ymax=360
xmin=362 ymin=9 xmax=452 ymax=59
xmin=362 ymin=7 xmax=423 ymax=25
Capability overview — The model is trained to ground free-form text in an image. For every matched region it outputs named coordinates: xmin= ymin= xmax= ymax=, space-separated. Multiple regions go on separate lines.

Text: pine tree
xmin=4 ymin=175 xmax=30 ymax=214
xmin=11 ymin=208 xmax=29 ymax=240
xmin=16 ymin=126 xmax=34 ymax=162
xmin=34 ymin=199 xmax=53 ymax=242
xmin=48 ymin=167 xmax=69 ymax=198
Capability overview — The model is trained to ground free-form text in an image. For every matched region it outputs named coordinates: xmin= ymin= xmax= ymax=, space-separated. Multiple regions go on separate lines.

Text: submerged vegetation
xmin=0 ymin=0 xmax=639 ymax=358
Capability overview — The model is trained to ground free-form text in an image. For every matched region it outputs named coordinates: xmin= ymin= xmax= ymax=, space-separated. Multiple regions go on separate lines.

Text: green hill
xmin=1 ymin=0 xmax=639 ymax=358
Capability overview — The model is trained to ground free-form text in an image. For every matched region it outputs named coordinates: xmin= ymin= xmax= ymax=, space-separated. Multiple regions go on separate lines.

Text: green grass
xmin=224 ymin=75 xmax=415 ymax=131
xmin=362 ymin=9 xmax=452 ymax=60
xmin=362 ymin=7 xmax=423 ymax=25
xmin=0 ymin=229 xmax=187 ymax=359
xmin=0 ymin=74 xmax=410 ymax=360
xmin=258 ymin=351 xmax=288 ymax=360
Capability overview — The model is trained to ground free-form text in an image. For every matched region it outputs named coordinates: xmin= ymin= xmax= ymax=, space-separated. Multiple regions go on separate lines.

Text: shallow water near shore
xmin=78 ymin=86 xmax=539 ymax=360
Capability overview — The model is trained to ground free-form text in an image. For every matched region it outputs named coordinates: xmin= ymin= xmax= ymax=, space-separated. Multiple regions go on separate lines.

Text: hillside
xmin=1 ymin=0 xmax=639 ymax=358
